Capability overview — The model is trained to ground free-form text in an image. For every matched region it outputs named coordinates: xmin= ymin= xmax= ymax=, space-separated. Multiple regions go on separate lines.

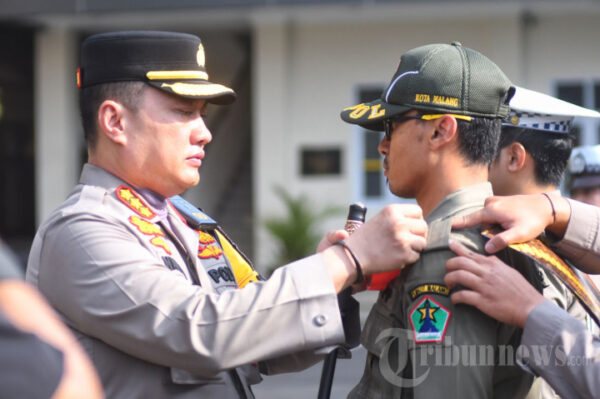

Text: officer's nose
xmin=192 ymin=115 xmax=212 ymax=146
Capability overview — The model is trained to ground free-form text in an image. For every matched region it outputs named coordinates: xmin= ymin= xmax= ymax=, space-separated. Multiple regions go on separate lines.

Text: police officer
xmin=488 ymin=86 xmax=600 ymax=399
xmin=568 ymin=145 xmax=600 ymax=207
xmin=340 ymin=42 xmax=536 ymax=398
xmin=25 ymin=31 xmax=428 ymax=398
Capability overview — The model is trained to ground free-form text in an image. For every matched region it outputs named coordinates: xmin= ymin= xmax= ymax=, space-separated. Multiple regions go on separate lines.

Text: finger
xmin=484 ymin=232 xmax=511 ymax=253
xmin=448 ymin=240 xmax=484 ymax=261
xmin=405 ymin=218 xmax=428 ymax=237
xmin=396 ymin=204 xmax=424 ymax=219
xmin=444 ymin=264 xmax=483 ymax=290
xmin=410 ymin=235 xmax=427 ymax=252
xmin=449 ymin=289 xmax=481 ymax=307
xmin=451 ymin=209 xmax=485 ymax=229
xmin=331 ymin=229 xmax=350 ymax=242
xmin=401 ymin=249 xmax=421 ymax=265
xmin=317 ymin=230 xmax=349 ymax=252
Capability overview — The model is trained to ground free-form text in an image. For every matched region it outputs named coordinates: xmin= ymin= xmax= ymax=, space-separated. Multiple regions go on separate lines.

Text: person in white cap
xmin=488 ymin=86 xmax=600 ymax=399
xmin=568 ymin=145 xmax=600 ymax=207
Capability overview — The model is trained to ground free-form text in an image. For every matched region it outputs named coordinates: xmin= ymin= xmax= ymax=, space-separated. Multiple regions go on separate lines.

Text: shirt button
xmin=313 ymin=314 xmax=328 ymax=326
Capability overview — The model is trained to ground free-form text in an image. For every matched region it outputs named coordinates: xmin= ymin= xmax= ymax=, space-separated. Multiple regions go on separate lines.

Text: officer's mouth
xmin=186 ymin=153 xmax=204 ymax=167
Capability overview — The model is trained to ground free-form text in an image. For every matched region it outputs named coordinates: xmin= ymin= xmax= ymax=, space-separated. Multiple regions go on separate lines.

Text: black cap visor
xmin=340 ymin=99 xmax=411 ymax=131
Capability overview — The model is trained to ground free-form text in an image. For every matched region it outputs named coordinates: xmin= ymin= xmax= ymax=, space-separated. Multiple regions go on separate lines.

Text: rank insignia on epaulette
xmin=117 ymin=185 xmax=156 ymax=219
xmin=198 ymin=244 xmax=223 ymax=260
xmin=129 ymin=215 xmax=171 ymax=255
xmin=409 ymin=295 xmax=451 ymax=344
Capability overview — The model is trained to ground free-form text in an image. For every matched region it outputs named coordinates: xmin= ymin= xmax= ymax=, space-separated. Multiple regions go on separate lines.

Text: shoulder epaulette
xmin=168 ymin=195 xmax=218 ymax=229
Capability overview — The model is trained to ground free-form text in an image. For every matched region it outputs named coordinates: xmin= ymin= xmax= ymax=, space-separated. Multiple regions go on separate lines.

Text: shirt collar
xmin=426 ymin=182 xmax=493 ymax=223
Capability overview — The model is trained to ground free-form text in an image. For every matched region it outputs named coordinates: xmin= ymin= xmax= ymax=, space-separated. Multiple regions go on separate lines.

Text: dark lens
xmin=384 ymin=120 xmax=392 ymax=140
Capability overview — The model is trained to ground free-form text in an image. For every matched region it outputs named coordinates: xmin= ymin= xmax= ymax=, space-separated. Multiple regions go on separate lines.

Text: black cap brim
xmin=340 ymin=99 xmax=411 ymax=131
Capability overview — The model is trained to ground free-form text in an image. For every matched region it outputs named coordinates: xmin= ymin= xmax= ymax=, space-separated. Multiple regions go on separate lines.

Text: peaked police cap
xmin=78 ymin=31 xmax=236 ymax=104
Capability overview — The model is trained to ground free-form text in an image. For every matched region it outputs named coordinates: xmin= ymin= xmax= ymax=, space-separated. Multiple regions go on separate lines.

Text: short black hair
xmin=496 ymin=126 xmax=574 ymax=186
xmin=79 ymin=81 xmax=146 ymax=148
xmin=455 ymin=117 xmax=501 ymax=166
xmin=415 ymin=111 xmax=501 ymax=166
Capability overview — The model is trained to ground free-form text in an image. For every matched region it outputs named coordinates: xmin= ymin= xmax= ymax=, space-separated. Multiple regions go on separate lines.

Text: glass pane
xmin=556 ymin=83 xmax=584 ymax=107
xmin=365 ymin=171 xmax=381 ymax=197
xmin=364 ymin=131 xmax=382 ymax=158
xmin=594 ymin=82 xmax=600 ymax=110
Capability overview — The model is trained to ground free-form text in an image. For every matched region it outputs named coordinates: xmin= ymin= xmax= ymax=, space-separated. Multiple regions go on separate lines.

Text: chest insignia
xmin=409 ymin=295 xmax=451 ymax=344
xmin=197 ymin=230 xmax=223 ymax=259
xmin=129 ymin=215 xmax=171 ymax=255
xmin=116 ymin=185 xmax=156 ymax=219
xmin=409 ymin=283 xmax=450 ymax=300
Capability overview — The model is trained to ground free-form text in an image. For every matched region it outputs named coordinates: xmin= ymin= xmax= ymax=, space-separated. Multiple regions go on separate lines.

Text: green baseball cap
xmin=340 ymin=42 xmax=514 ymax=131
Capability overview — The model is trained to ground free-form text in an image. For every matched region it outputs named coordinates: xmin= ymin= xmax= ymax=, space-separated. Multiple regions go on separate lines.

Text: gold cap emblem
xmin=196 ymin=44 xmax=205 ymax=67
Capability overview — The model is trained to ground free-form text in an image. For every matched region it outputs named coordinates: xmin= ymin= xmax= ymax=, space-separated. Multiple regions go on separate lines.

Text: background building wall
xmin=2 ymin=1 xmax=600 ymax=270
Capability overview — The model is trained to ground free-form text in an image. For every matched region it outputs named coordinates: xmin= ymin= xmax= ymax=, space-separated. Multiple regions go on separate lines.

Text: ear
xmin=507 ymin=142 xmax=527 ymax=172
xmin=429 ymin=115 xmax=458 ymax=150
xmin=97 ymin=100 xmax=128 ymax=146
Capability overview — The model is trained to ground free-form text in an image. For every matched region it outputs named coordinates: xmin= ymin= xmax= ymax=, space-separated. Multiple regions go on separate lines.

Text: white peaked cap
xmin=505 ymin=86 xmax=600 ymax=133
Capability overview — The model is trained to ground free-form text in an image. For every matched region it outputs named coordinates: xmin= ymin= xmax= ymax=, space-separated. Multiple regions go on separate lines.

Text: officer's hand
xmin=452 ymin=193 xmax=570 ymax=253
xmin=445 ymin=240 xmax=546 ymax=328
xmin=316 ymin=230 xmax=349 ymax=252
xmin=346 ymin=204 xmax=427 ymax=275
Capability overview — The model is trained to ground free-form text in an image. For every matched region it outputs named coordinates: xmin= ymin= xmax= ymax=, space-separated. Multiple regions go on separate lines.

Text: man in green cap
xmin=341 ymin=42 xmax=537 ymax=398
xmin=25 ymin=31 xmax=429 ymax=398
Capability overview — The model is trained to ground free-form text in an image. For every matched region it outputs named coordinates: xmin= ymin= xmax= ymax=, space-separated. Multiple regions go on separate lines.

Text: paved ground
xmin=253 ymin=346 xmax=367 ymax=399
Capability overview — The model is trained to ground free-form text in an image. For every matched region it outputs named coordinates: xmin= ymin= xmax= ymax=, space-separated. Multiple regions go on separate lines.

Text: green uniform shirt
xmin=350 ymin=183 xmax=536 ymax=399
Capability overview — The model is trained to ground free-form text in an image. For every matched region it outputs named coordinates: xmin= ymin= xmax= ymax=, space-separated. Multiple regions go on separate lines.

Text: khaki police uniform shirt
xmin=26 ymin=164 xmax=346 ymax=399
xmin=349 ymin=183 xmax=535 ymax=399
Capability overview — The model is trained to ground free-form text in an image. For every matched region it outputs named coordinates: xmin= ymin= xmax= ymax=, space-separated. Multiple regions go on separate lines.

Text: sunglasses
xmin=383 ymin=114 xmax=473 ymax=140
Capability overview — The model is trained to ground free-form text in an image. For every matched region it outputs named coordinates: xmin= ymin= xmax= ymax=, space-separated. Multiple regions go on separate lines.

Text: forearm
xmin=519 ymin=300 xmax=600 ymax=399
xmin=0 ymin=281 xmax=103 ymax=399
xmin=551 ymin=199 xmax=600 ymax=273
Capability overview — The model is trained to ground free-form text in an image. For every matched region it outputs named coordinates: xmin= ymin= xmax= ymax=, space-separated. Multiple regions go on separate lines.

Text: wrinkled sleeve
xmin=518 ymin=300 xmax=600 ymax=399
xmin=32 ymin=214 xmax=345 ymax=377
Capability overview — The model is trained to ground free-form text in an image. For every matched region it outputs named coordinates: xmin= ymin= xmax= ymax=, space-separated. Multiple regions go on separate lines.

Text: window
xmin=300 ymin=148 xmax=341 ymax=176
xmin=555 ymin=80 xmax=600 ymax=146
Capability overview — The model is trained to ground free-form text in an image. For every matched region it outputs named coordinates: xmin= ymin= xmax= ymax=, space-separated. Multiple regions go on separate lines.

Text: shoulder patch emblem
xmin=116 ymin=185 xmax=156 ymax=219
xmin=409 ymin=295 xmax=451 ymax=344
xmin=410 ymin=283 xmax=450 ymax=300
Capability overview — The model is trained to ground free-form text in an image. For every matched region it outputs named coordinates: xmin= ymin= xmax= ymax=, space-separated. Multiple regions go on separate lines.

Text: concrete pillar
xmin=34 ymin=28 xmax=80 ymax=224
xmin=251 ymin=16 xmax=292 ymax=271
